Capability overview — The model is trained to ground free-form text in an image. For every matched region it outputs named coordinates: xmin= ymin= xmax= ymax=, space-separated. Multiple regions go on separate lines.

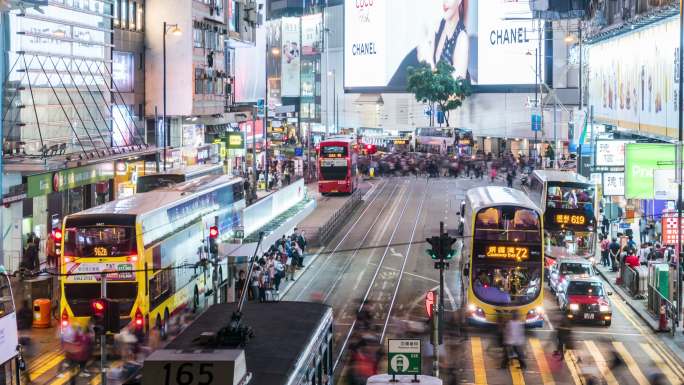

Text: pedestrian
xmin=600 ymin=235 xmax=610 ymax=267
xmin=625 ymin=249 xmax=640 ymax=269
xmin=490 ymin=167 xmax=497 ymax=182
xmin=21 ymin=233 xmax=39 ymax=275
xmin=500 ymin=312 xmax=526 ymax=370
xmin=236 ymin=270 xmax=246 ymax=300
xmin=602 ymin=215 xmax=610 ymax=237
xmin=273 ymin=259 xmax=284 ymax=291
xmin=637 ymin=243 xmax=650 ymax=266
xmin=639 ymin=217 xmax=648 ymax=244
xmin=250 ymin=267 xmax=260 ymax=302
xmin=506 ymin=173 xmax=514 ymax=188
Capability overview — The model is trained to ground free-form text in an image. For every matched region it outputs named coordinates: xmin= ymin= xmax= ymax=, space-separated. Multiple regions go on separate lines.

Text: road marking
xmin=641 ymin=342 xmax=680 ymax=385
xmin=30 ymin=353 xmax=64 ymax=381
xmin=584 ymin=340 xmax=619 ymax=385
xmin=90 ymin=373 xmax=102 ymax=385
xmin=610 ymin=297 xmax=684 ymax=380
xmin=470 ymin=337 xmax=487 ymax=385
xmin=532 ymin=329 xmax=644 ymax=337
xmin=29 ymin=349 xmax=62 ymax=369
xmin=612 ymin=341 xmax=649 ymax=385
xmin=564 ymin=350 xmax=584 ymax=385
xmin=510 ymin=362 xmax=526 ymax=385
xmin=529 ymin=338 xmax=555 ymax=385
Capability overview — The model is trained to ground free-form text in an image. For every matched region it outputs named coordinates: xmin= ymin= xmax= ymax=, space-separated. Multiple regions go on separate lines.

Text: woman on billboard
xmin=389 ymin=0 xmax=470 ymax=88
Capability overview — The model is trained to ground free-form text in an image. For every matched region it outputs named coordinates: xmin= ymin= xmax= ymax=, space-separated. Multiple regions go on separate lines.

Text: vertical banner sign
xmin=281 ymin=17 xmax=301 ymax=97
xmin=531 ymin=114 xmax=542 ymax=132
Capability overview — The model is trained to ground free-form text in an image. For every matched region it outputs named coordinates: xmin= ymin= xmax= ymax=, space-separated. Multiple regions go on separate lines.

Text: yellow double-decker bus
xmin=59 ymin=175 xmax=245 ymax=334
xmin=460 ymin=186 xmax=545 ymax=327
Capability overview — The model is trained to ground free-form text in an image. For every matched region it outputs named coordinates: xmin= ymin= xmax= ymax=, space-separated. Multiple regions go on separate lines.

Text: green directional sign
xmin=387 ymin=339 xmax=421 ymax=376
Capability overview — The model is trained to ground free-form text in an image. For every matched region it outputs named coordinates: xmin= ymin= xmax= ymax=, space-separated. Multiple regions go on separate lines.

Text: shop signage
xmin=595 ymin=140 xmax=632 ymax=167
xmin=2 ymin=193 xmax=26 ymax=205
xmin=226 ymin=132 xmax=245 ymax=149
xmin=54 ymin=164 xmax=115 ymax=192
xmin=27 ymin=173 xmax=54 ymax=198
xmin=603 ymin=172 xmax=625 ymax=196
xmin=653 ymin=169 xmax=678 ymax=201
xmin=625 ymin=143 xmax=678 ymax=199
xmin=661 ymin=212 xmax=684 ymax=246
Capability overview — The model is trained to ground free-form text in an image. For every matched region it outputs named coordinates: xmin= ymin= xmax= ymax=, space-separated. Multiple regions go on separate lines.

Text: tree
xmin=406 ymin=61 xmax=472 ymax=127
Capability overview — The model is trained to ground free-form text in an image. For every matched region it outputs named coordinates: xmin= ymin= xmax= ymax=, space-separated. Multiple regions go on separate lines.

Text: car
xmin=548 ymin=257 xmax=597 ymax=295
xmin=558 ymin=278 xmax=613 ymax=326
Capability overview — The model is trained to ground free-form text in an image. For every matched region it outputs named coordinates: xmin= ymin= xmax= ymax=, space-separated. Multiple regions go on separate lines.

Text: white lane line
xmin=294 ymin=180 xmax=389 ymax=301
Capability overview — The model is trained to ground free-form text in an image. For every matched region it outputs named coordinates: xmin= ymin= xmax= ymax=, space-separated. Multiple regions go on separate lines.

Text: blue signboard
xmin=531 ymin=114 xmax=542 ymax=132
xmin=294 ymin=147 xmax=303 ymax=156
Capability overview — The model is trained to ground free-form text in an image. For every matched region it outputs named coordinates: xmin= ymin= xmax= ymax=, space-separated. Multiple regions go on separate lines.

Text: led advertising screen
xmin=344 ymin=0 xmax=542 ymax=92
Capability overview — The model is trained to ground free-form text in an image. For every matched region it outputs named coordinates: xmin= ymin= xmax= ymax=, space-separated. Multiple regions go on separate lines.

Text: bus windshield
xmin=472 ymin=264 xmax=542 ymax=306
xmin=64 ymin=226 xmax=136 ymax=258
xmin=547 ymin=229 xmax=595 ymax=258
xmin=546 ymin=183 xmax=595 ymax=211
xmin=475 ymin=207 xmax=541 ymax=243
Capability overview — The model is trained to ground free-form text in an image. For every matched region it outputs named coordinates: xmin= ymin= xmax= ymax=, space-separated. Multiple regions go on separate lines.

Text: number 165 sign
xmin=143 ymin=349 xmax=251 ymax=385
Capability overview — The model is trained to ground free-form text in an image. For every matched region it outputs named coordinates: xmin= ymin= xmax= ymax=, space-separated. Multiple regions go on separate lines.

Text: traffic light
xmin=90 ymin=298 xmax=120 ymax=334
xmin=426 ymin=234 xmax=457 ymax=260
xmin=425 ymin=291 xmax=435 ymax=319
xmin=209 ymin=226 xmax=219 ymax=255
xmin=365 ymin=144 xmax=377 ymax=155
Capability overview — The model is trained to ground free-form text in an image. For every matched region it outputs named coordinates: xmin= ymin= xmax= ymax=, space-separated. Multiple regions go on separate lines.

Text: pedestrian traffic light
xmin=425 ymin=291 xmax=435 ymax=319
xmin=90 ymin=298 xmax=120 ymax=334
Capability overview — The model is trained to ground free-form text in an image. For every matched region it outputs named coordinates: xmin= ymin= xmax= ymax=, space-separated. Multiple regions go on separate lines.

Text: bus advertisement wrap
xmin=344 ymin=0 xmax=542 ymax=91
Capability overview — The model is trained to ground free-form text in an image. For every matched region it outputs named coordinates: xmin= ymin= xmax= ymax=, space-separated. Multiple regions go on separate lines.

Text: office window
xmin=120 ymin=0 xmax=128 ymax=29
xmin=113 ymin=0 xmax=119 ymax=26
xmin=194 ymin=28 xmax=203 ymax=48
xmin=129 ymin=1 xmax=136 ymax=30
xmin=136 ymin=2 xmax=143 ymax=31
xmin=195 ymin=68 xmax=204 ymax=94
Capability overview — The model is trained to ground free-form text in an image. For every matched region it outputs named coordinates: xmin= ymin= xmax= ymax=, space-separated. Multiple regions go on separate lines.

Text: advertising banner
xmin=344 ymin=0 xmax=541 ymax=91
xmin=301 ymin=13 xmax=322 ymax=55
xmin=281 ymin=17 xmax=301 ymax=97
xmin=595 ymin=140 xmax=632 ymax=167
xmin=653 ymin=169 xmax=677 ymax=201
xmin=113 ymin=51 xmax=134 ymax=92
xmin=587 ymin=17 xmax=679 ymax=136
xmin=625 ymin=143 xmax=678 ymax=199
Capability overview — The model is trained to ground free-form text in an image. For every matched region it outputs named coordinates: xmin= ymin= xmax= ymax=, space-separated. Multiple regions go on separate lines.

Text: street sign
xmin=387 ymin=339 xmax=421 ymax=376
xmin=256 ymin=98 xmax=265 ymax=118
xmin=423 ymin=105 xmax=432 ymax=117
xmin=531 ymin=114 xmax=542 ymax=132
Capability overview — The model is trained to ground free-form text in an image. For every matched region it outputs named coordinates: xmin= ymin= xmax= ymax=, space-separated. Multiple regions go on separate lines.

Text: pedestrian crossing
xmin=456 ymin=335 xmax=684 ymax=385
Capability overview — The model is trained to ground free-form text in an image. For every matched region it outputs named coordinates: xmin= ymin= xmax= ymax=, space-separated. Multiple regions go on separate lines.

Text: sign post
xmin=387 ymin=339 xmax=421 ymax=382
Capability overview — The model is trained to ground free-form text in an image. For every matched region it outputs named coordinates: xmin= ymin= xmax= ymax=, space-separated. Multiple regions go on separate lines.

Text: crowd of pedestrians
xmin=236 ymin=228 xmax=308 ymax=303
xmin=357 ymin=151 xmax=535 ymax=185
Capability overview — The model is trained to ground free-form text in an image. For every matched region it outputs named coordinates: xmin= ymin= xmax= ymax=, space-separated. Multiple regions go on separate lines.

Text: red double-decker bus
xmin=318 ymin=138 xmax=358 ymax=195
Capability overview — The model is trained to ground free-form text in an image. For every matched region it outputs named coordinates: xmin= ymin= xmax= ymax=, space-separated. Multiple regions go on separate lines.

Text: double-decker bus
xmin=461 ymin=186 xmax=545 ymax=327
xmin=527 ymin=170 xmax=597 ymax=265
xmin=59 ymin=175 xmax=245 ymax=335
xmin=318 ymin=138 xmax=358 ymax=195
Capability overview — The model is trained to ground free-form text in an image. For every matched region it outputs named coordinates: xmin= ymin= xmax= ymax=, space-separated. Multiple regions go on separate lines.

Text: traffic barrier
xmin=316 ymin=189 xmax=363 ymax=246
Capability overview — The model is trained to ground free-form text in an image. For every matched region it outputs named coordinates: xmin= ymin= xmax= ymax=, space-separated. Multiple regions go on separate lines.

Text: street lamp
xmin=163 ymin=22 xmax=181 ymax=171
xmin=328 ymin=70 xmax=337 ymax=134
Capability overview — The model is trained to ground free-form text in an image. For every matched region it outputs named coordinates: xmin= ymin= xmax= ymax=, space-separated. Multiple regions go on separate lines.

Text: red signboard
xmin=662 ymin=214 xmax=684 ymax=246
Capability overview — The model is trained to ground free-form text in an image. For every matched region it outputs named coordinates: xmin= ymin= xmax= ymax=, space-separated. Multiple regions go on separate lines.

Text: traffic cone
xmin=659 ymin=304 xmax=668 ymax=332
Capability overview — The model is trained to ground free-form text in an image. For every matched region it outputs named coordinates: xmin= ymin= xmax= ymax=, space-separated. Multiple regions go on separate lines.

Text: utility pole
xmin=99 ymin=274 xmax=107 ymax=385
xmin=426 ymin=222 xmax=456 ymax=348
xmin=676 ymin=0 xmax=683 ymax=331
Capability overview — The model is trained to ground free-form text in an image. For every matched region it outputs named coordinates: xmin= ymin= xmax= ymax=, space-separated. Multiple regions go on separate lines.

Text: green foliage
xmin=406 ymin=61 xmax=472 ymax=126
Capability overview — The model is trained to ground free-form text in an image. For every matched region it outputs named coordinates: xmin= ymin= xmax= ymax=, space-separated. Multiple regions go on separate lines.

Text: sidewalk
xmin=595 ymin=263 xmax=684 ymax=356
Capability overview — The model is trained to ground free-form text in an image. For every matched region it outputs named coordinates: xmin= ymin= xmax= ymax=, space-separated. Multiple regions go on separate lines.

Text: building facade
xmin=1 ymin=1 xmax=152 ymax=270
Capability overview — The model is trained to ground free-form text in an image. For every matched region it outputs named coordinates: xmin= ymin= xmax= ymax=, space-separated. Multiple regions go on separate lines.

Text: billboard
xmin=624 ymin=143 xmax=678 ymax=199
xmin=113 ymin=51 xmax=134 ymax=93
xmin=281 ymin=17 xmax=301 ymax=97
xmin=344 ymin=0 xmax=541 ymax=91
xmin=587 ymin=17 xmax=679 ymax=136
xmin=301 ymin=13 xmax=322 ymax=55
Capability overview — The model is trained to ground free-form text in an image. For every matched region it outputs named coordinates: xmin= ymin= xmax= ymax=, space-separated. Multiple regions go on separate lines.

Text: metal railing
xmin=316 ymin=190 xmax=363 ymax=246
xmin=647 ymin=284 xmax=676 ymax=334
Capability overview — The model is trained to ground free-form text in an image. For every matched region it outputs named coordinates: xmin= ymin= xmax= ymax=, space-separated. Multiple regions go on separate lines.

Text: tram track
xmin=332 ymin=178 xmax=430 ymax=374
